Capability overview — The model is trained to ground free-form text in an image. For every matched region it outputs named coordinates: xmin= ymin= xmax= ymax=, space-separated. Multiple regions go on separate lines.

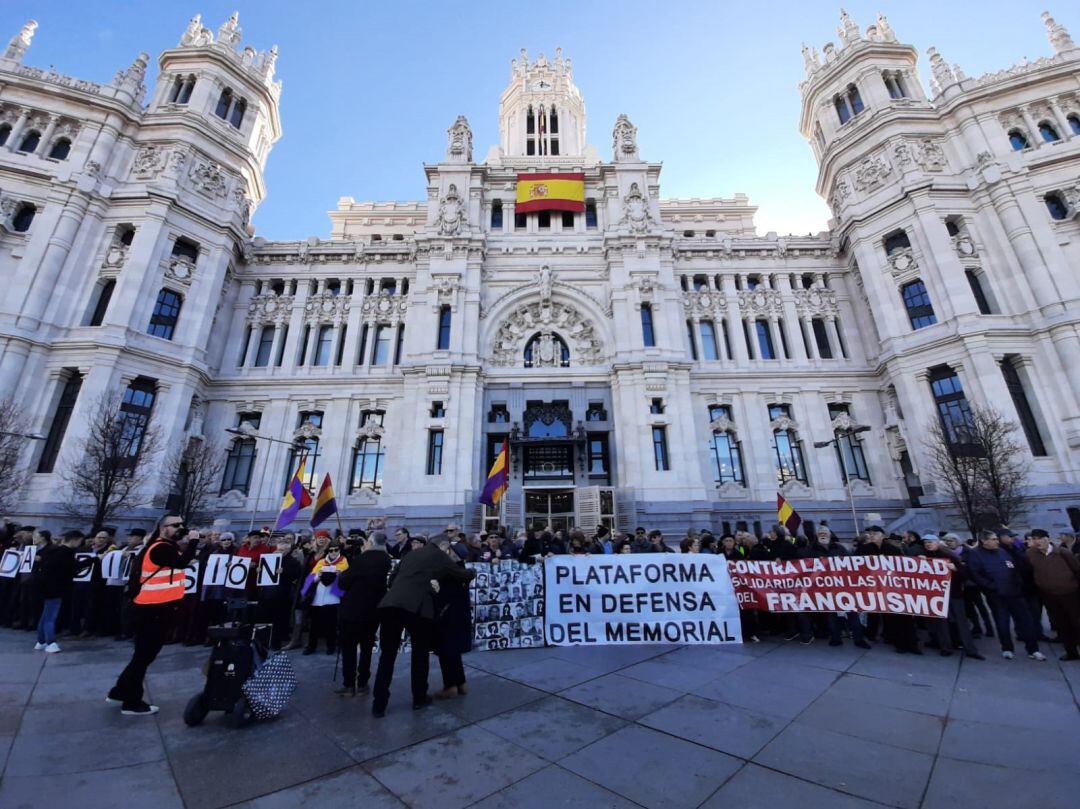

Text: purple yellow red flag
xmin=479 ymin=441 xmax=509 ymax=507
xmin=310 ymin=474 xmax=338 ymax=529
xmin=274 ymin=458 xmax=313 ymax=531
xmin=515 ymin=172 xmax=585 ymax=214
xmin=777 ymin=492 xmax=802 ymax=536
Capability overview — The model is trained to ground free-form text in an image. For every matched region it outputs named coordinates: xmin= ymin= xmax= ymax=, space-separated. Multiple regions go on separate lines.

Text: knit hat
xmin=922 ymin=533 xmax=940 ymax=544
xmin=314 ymin=529 xmax=331 ymax=539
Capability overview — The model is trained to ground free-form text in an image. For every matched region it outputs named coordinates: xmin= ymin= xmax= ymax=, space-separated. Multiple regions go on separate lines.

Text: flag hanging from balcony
xmin=777 ymin=493 xmax=802 ymax=536
xmin=275 ymin=458 xmax=313 ymax=531
xmin=479 ymin=441 xmax=509 ymax=507
xmin=310 ymin=474 xmax=338 ymax=529
xmin=515 ymin=172 xmax=585 ymax=214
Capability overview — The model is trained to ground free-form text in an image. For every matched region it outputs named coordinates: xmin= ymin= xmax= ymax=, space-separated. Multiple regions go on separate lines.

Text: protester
xmin=108 ymin=515 xmax=198 ymax=715
xmin=966 ymin=529 xmax=1046 ymax=661
xmin=35 ymin=530 xmax=93 ymax=653
xmin=1025 ymin=528 xmax=1080 ymax=661
xmin=335 ymin=531 xmax=391 ymax=696
xmin=301 ymin=542 xmax=348 ymax=655
xmin=371 ymin=536 xmax=476 ymax=717
xmin=261 ymin=536 xmax=303 ymax=650
xmin=432 ymin=537 xmax=473 ymax=699
xmin=922 ymin=534 xmax=983 ymax=659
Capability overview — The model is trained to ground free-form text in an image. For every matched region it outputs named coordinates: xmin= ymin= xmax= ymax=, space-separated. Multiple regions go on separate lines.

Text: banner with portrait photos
xmin=467 ymin=560 xmax=545 ymax=651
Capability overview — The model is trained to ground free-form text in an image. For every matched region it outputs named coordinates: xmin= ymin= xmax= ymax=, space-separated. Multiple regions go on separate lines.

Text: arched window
xmin=1069 ymin=114 xmax=1080 ymax=136
xmin=229 ymin=98 xmax=246 ymax=128
xmin=1008 ymin=129 xmax=1030 ymax=151
xmin=549 ymin=105 xmax=559 ymax=155
xmin=1045 ymin=192 xmax=1069 ymax=221
xmin=834 ymin=84 xmax=864 ymax=125
xmin=1038 ymin=121 xmax=1061 ymax=143
xmin=491 ymin=199 xmax=503 ymax=229
xmin=253 ymin=325 xmax=275 ymax=367
xmin=169 ymin=75 xmax=183 ymax=102
xmin=148 ymin=288 xmax=183 ymax=340
xmin=215 ymin=88 xmax=232 ymax=119
xmin=17 ymin=129 xmax=40 ymax=153
xmin=47 ymin=138 xmax=71 ymax=160
xmin=525 ymin=105 xmax=536 ymax=155
xmin=0 ymin=123 xmax=10 ymax=146
xmin=11 ymin=203 xmax=36 ymax=233
xmin=178 ymin=75 xmax=196 ymax=103
xmin=883 ymin=71 xmax=909 ymax=99
xmin=523 ymin=332 xmax=570 ymax=368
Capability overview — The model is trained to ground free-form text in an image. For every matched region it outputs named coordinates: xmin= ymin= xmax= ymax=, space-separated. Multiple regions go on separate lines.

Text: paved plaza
xmin=1 ymin=629 xmax=1078 ymax=809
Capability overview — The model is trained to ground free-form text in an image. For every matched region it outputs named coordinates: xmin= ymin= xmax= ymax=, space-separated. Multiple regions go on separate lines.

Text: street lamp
xmin=225 ymin=424 xmax=306 ymax=533
xmin=815 ymin=424 xmax=872 ymax=536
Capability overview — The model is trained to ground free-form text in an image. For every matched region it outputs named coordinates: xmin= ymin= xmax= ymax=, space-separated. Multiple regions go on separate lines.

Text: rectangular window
xmin=640 ymin=304 xmax=656 ymax=347
xmin=491 ymin=200 xmax=503 ymax=230
xmin=254 ymin=326 xmax=275 ymax=367
xmin=769 ymin=403 xmax=807 ymax=485
xmin=220 ymin=413 xmax=260 ymax=494
xmin=313 ymin=325 xmax=334 ymax=366
xmin=37 ymin=371 xmax=83 ymax=473
xmin=436 ymin=305 xmax=452 ymax=350
xmin=966 ymin=270 xmax=993 ymax=315
xmin=585 ymin=200 xmax=598 ymax=229
xmin=827 ymin=404 xmax=871 ymax=482
xmin=812 ymin=318 xmax=833 ymax=358
xmin=929 ymin=366 xmax=975 ymax=446
xmin=372 ymin=324 xmax=392 ymax=365
xmin=393 ymin=324 xmax=404 ymax=366
xmin=755 ymin=320 xmax=775 ymax=359
xmin=721 ymin=319 xmax=732 ymax=359
xmin=1000 ymin=357 xmax=1047 ymax=456
xmin=699 ymin=320 xmax=719 ymax=360
xmin=561 ymin=211 xmax=576 ymax=229
xmin=686 ymin=320 xmax=698 ymax=360
xmin=901 ymin=280 xmax=937 ymax=329
xmin=514 ymin=212 xmax=527 ymax=230
xmin=117 ymin=378 xmax=156 ymax=471
xmin=88 ymin=280 xmax=115 ymax=327
xmin=587 ymin=433 xmax=610 ymax=481
xmin=147 ymin=288 xmax=182 ymax=340
xmin=652 ymin=426 xmax=669 ymax=471
xmin=426 ymin=429 xmax=444 ymax=475
xmin=538 ymin=211 xmax=551 ymax=230
xmin=711 ymin=431 xmax=744 ymax=485
xmin=350 ymin=436 xmax=385 ymax=493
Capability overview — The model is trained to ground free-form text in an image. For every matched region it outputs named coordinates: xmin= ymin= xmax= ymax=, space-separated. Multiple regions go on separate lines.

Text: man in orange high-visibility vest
xmin=107 ymin=515 xmax=197 ymax=716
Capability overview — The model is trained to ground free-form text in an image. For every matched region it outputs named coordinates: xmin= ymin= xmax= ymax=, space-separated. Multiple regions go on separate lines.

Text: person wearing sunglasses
xmin=106 ymin=515 xmax=198 ymax=716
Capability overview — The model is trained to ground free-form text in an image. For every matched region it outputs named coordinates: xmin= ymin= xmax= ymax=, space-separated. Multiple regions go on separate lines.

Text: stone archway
xmin=488 ymin=298 xmax=606 ymax=367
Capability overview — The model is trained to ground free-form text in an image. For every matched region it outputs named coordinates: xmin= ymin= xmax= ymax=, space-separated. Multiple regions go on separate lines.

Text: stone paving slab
xmin=1 ymin=627 xmax=1078 ymax=809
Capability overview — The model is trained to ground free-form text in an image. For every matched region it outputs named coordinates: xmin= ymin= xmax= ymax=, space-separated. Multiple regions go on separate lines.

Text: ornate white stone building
xmin=2 ymin=11 xmax=1079 ymax=535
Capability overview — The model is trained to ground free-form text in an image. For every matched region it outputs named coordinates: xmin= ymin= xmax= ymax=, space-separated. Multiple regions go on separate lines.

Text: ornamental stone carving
xmin=5 ymin=20 xmax=36 ymax=61
xmin=612 ymin=114 xmax=638 ymax=161
xmin=793 ymin=287 xmax=838 ymax=317
xmin=434 ymin=275 xmax=460 ymax=304
xmin=620 ymin=182 xmax=654 ymax=233
xmin=165 ymin=257 xmax=196 ymax=285
xmin=180 ymin=14 xmax=214 ymax=47
xmin=132 ymin=145 xmax=167 ymax=178
xmin=1042 ymin=12 xmax=1076 ymax=54
xmin=295 ymin=418 xmax=321 ymax=441
xmin=356 ymin=418 xmax=385 ymax=441
xmin=737 ymin=287 xmax=783 ymax=316
xmin=537 ymin=264 xmax=554 ymax=303
xmin=361 ymin=291 xmax=408 ymax=321
xmin=887 ymin=248 xmax=918 ymax=278
xmin=491 ymin=300 xmax=604 ymax=367
xmin=304 ymin=291 xmax=350 ymax=324
xmin=682 ymin=289 xmax=728 ymax=318
xmin=189 ymin=157 xmax=230 ymax=199
xmin=852 ymin=154 xmax=893 ymax=192
xmin=246 ymin=293 xmax=294 ymax=325
xmin=770 ymin=414 xmax=799 ymax=432
xmin=829 ymin=412 xmax=861 ymax=433
xmin=102 ymin=243 xmax=128 ymax=270
xmin=953 ymin=235 xmax=977 ymax=258
xmin=531 ymin=331 xmax=562 ymax=367
xmin=434 ymin=183 xmax=468 ymax=236
xmin=913 ymin=138 xmax=947 ymax=172
xmin=445 ymin=115 xmax=473 ymax=163
xmin=709 ymin=413 xmax=734 ymax=434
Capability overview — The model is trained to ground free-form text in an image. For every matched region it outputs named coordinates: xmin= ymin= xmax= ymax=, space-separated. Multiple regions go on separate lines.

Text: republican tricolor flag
xmin=777 ymin=493 xmax=802 ymax=536
xmin=310 ymin=474 xmax=339 ymax=529
xmin=274 ymin=458 xmax=313 ymax=531
xmin=479 ymin=441 xmax=509 ymax=508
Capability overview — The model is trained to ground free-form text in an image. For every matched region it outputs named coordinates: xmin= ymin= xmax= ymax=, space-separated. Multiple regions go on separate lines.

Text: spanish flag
xmin=479 ymin=441 xmax=509 ymax=507
xmin=777 ymin=493 xmax=802 ymax=536
xmin=310 ymin=474 xmax=338 ymax=528
xmin=274 ymin=458 xmax=313 ymax=531
xmin=515 ymin=172 xmax=585 ymax=214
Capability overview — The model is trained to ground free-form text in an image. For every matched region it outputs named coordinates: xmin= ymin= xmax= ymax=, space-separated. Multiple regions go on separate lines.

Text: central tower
xmin=498 ymin=48 xmax=586 ymax=158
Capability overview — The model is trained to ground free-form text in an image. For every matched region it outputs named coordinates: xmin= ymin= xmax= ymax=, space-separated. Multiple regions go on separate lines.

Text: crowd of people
xmin=2 ymin=515 xmax=1078 ymax=717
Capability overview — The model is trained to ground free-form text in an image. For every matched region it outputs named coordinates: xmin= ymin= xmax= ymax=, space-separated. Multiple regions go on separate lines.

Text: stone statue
xmin=801 ymin=43 xmax=820 ymax=73
xmin=837 ymin=9 xmax=861 ymax=46
xmin=876 ymin=13 xmax=896 ymax=43
xmin=612 ymin=114 xmax=639 ymax=162
xmin=181 ymin=14 xmax=214 ymax=47
xmin=1042 ymin=12 xmax=1076 ymax=54
xmin=4 ymin=20 xmax=37 ymax=61
xmin=537 ymin=265 xmax=554 ymax=303
xmin=445 ymin=115 xmax=473 ymax=163
xmin=217 ymin=12 xmax=242 ymax=49
xmin=260 ymin=45 xmax=279 ymax=79
xmin=620 ymin=182 xmax=654 ymax=234
xmin=926 ymin=47 xmax=956 ymax=94
xmin=435 ymin=183 xmax=468 ymax=236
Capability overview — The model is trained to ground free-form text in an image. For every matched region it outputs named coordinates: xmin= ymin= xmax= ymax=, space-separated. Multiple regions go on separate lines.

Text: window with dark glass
xmin=561 ymin=211 xmax=575 ymax=229
xmin=711 ymin=429 xmax=744 ymax=485
xmin=1068 ymin=114 xmax=1080 ymax=136
xmin=769 ymin=403 xmax=807 ymax=486
xmin=929 ymin=366 xmax=975 ymax=446
xmin=515 ymin=212 xmax=527 ymax=230
xmin=220 ymin=412 xmax=260 ymax=494
xmin=351 ymin=412 xmax=385 ymax=492
xmin=587 ymin=433 xmax=610 ymax=480
xmin=1000 ymin=356 xmax=1047 ymax=456
xmin=1038 ymin=121 xmax=1060 ymax=143
xmin=488 ymin=404 xmax=510 ymax=423
xmin=430 ymin=401 xmax=445 ymax=418
xmin=148 ymin=288 xmax=182 ymax=340
xmin=11 ymin=203 xmax=35 ymax=233
xmin=755 ymin=320 xmax=775 ymax=359
xmin=313 ymin=325 xmax=334 ymax=366
xmin=372 ymin=324 xmax=392 ymax=365
xmin=652 ymin=427 xmax=670 ymax=471
xmin=585 ymin=402 xmax=607 ymax=422
xmin=37 ymin=371 xmax=82 ymax=473
xmin=335 ymin=324 xmax=348 ymax=366
xmin=254 ymin=325 xmax=275 ymax=366
xmin=585 ymin=200 xmax=597 ymax=229
xmin=700 ymin=320 xmax=719 ymax=360
xmin=393 ymin=324 xmax=404 ymax=365
xmin=491 ymin=199 xmax=503 ymax=230
xmin=883 ymin=230 xmax=911 ymax=256
xmin=686 ymin=320 xmax=698 ymax=360
xmin=47 ymin=138 xmax=71 ymax=160
xmin=88 ymin=279 xmax=115 ymax=327
xmin=215 ymin=89 xmax=232 ymax=119
xmin=171 ymin=237 xmax=199 ymax=263
xmin=901 ymin=280 xmax=937 ymax=329
xmin=0 ymin=123 xmax=11 ymax=146
xmin=1045 ymin=193 xmax=1069 ymax=220
xmin=538 ymin=211 xmax=551 ymax=230
xmin=828 ymin=403 xmax=870 ymax=482
xmin=356 ymin=323 xmax=368 ymax=366
xmin=640 ymin=303 xmax=656 ymax=347
xmin=17 ymin=130 xmax=40 ymax=153
xmin=649 ymin=398 xmax=665 ymax=414
xmin=524 ymin=332 xmax=570 ymax=367
xmin=117 ymin=378 xmax=156 ymax=470
xmin=436 ymin=305 xmax=452 ymax=350
xmin=966 ymin=270 xmax=993 ymax=314
xmin=1008 ymin=129 xmax=1030 ymax=151
xmin=426 ymin=429 xmax=444 ymax=475
xmin=812 ymin=318 xmax=833 ymax=358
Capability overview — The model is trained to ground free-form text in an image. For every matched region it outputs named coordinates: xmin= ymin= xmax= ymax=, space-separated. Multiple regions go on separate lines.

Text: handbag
xmin=242 ymin=651 xmax=297 ymax=720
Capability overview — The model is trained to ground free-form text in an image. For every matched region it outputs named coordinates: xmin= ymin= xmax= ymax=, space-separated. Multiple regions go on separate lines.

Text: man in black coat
xmin=371 ymin=538 xmax=476 ymax=717
xmin=335 ymin=532 xmax=392 ymax=697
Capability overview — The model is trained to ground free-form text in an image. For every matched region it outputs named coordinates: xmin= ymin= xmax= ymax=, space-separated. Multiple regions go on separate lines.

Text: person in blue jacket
xmin=965 ymin=529 xmax=1046 ymax=661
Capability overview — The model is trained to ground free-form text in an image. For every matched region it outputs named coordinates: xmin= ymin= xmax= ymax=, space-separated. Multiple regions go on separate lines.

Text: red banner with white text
xmin=728 ymin=555 xmax=952 ymax=619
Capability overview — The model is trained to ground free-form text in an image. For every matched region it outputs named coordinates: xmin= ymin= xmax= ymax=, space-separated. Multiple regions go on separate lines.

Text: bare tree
xmin=0 ymin=399 xmax=32 ymax=515
xmin=923 ymin=416 xmax=984 ymax=540
xmin=969 ymin=405 xmax=1030 ymax=528
xmin=163 ymin=437 xmax=225 ymax=525
xmin=923 ymin=404 xmax=1031 ymax=538
xmin=60 ymin=393 xmax=162 ymax=531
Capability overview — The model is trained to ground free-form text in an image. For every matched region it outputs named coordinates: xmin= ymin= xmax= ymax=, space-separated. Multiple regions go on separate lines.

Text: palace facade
xmin=1 ymin=10 xmax=1079 ymax=536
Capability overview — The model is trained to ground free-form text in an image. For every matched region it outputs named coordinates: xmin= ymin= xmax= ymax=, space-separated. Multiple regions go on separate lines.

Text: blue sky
xmin=2 ymin=1 xmax=1070 ymax=239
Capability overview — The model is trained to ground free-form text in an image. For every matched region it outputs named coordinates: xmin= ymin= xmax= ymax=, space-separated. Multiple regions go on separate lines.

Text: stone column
xmin=802 ymin=318 xmax=818 ymax=360
xmin=767 ymin=317 xmax=783 ymax=361
xmin=269 ymin=323 xmax=286 ymax=367
xmin=15 ymin=192 xmax=91 ymax=329
xmin=242 ymin=323 xmax=261 ymax=367
xmin=34 ymin=115 xmax=58 ymax=156
xmin=1048 ymin=98 xmax=1073 ymax=139
xmin=4 ymin=109 xmax=30 ymax=152
xmin=1019 ymin=106 xmax=1042 ymax=147
xmin=986 ymin=183 xmax=1062 ymax=311
xmin=829 ymin=316 xmax=845 ymax=359
xmin=778 ymin=276 xmax=807 ymax=361
xmin=720 ymin=276 xmax=749 ymax=365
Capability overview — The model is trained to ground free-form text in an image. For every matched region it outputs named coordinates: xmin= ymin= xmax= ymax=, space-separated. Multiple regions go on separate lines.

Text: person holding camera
xmin=106 ymin=515 xmax=198 ymax=716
